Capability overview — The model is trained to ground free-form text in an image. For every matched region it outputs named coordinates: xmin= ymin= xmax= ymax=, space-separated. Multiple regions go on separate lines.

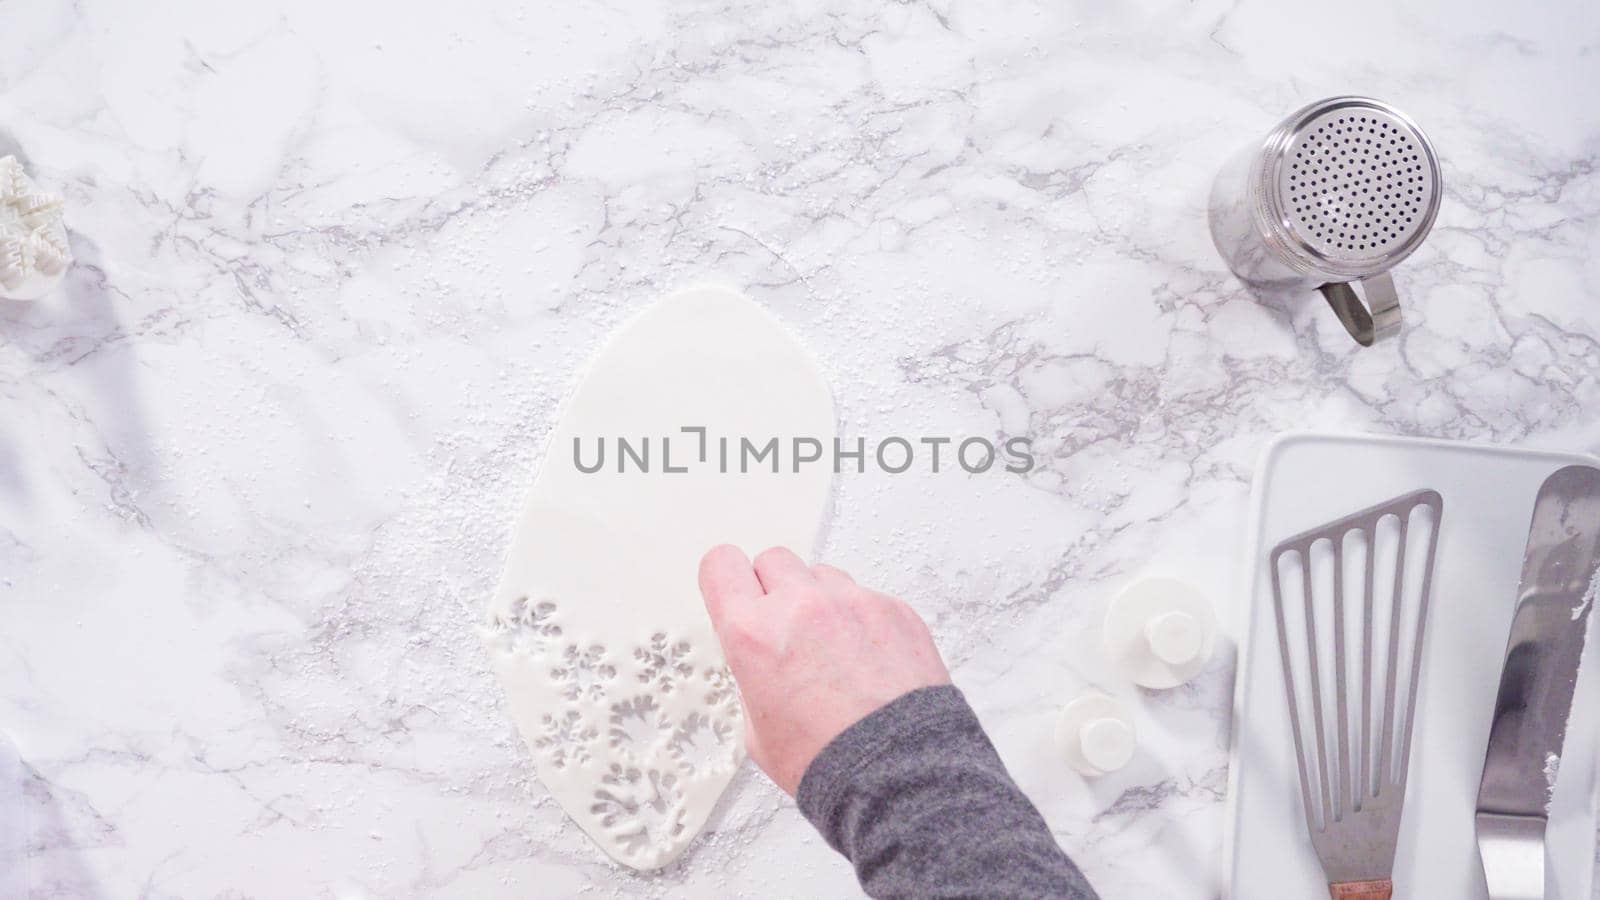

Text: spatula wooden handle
xmin=1329 ymin=879 xmax=1392 ymax=899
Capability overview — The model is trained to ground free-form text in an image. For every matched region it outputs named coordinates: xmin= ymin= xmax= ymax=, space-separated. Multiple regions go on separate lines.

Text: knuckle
xmin=814 ymin=563 xmax=851 ymax=582
xmin=840 ymin=586 xmax=878 ymax=612
xmin=789 ymin=588 xmax=833 ymax=623
xmin=719 ymin=617 xmax=764 ymax=653
xmin=874 ymin=594 xmax=926 ymax=631
xmin=753 ymin=546 xmax=790 ymax=568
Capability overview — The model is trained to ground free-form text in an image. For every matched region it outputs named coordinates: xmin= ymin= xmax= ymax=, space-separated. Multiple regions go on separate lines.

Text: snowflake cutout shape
xmin=551 ymin=643 xmax=617 ymax=702
xmin=702 ymin=665 xmax=740 ymax=711
xmin=633 ymin=632 xmax=694 ymax=693
xmin=607 ymin=694 xmax=672 ymax=756
xmin=590 ymin=764 xmax=686 ymax=857
xmin=668 ymin=712 xmax=735 ymax=776
xmin=533 ymin=708 xmax=598 ymax=769
xmin=483 ymin=595 xmax=564 ymax=657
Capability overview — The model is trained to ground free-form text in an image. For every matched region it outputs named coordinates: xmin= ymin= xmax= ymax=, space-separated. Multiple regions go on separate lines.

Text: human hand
xmin=697 ymin=544 xmax=951 ymax=795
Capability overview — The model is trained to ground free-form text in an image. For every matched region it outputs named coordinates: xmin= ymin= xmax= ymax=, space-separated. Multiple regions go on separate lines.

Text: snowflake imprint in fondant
xmin=702 ymin=665 xmax=740 ymax=712
xmin=484 ymin=595 xmax=564 ymax=657
xmin=608 ymin=694 xmax=672 ymax=755
xmin=534 ymin=708 xmax=598 ymax=769
xmin=668 ymin=712 xmax=735 ymax=776
xmin=634 ymin=632 xmax=695 ymax=693
xmin=551 ymin=643 xmax=617 ymax=702
xmin=590 ymin=764 xmax=686 ymax=857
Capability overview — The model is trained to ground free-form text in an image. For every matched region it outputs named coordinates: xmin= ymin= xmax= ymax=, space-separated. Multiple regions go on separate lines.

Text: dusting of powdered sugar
xmin=1545 ymin=569 xmax=1599 ymax=815
xmin=1545 ymin=752 xmax=1562 ymax=812
xmin=22 ymin=3 xmax=1600 ymax=895
xmin=1574 ymin=568 xmax=1598 ymax=622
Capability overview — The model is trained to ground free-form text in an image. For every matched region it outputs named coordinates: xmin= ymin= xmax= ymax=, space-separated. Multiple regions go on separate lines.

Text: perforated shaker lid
xmin=1259 ymin=97 xmax=1441 ymax=278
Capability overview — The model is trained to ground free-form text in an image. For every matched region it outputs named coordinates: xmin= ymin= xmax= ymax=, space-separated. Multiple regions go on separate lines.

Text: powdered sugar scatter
xmin=1545 ymin=752 xmax=1562 ymax=811
xmin=3 ymin=0 xmax=1599 ymax=896
xmin=1574 ymin=568 xmax=1599 ymax=622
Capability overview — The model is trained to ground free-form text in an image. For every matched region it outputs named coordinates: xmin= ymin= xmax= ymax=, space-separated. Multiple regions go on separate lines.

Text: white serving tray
xmin=1224 ymin=434 xmax=1600 ymax=899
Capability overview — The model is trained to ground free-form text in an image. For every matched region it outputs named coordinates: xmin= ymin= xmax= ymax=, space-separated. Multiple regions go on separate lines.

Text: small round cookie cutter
xmin=1102 ymin=577 xmax=1217 ymax=690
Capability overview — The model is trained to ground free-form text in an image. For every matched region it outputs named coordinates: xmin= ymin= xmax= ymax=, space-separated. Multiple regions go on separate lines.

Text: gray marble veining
xmin=2 ymin=0 xmax=1598 ymax=896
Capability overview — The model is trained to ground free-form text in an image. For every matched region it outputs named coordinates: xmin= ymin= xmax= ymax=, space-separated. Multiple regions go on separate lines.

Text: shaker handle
xmin=1318 ymin=273 xmax=1400 ymax=346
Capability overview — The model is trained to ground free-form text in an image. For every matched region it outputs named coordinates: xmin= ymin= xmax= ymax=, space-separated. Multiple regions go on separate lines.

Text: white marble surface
xmin=2 ymin=0 xmax=1598 ymax=896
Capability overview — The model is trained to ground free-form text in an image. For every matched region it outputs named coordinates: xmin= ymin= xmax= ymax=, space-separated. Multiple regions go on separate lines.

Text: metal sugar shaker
xmin=1209 ymin=96 xmax=1442 ymax=346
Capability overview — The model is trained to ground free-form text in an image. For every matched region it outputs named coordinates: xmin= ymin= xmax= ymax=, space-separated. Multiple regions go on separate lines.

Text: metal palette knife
xmin=1475 ymin=464 xmax=1600 ymax=900
xmin=1269 ymin=489 xmax=1443 ymax=900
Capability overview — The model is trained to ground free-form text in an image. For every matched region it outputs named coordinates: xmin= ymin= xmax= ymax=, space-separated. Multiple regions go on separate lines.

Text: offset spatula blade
xmin=1476 ymin=464 xmax=1600 ymax=900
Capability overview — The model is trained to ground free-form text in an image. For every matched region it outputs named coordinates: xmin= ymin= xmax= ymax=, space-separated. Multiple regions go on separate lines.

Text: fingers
xmin=698 ymin=544 xmax=764 ymax=628
xmin=752 ymin=546 xmax=814 ymax=593
xmin=811 ymin=563 xmax=855 ymax=591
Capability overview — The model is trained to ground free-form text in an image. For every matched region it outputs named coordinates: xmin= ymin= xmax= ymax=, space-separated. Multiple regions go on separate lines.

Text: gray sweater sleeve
xmin=795 ymin=685 xmax=1099 ymax=900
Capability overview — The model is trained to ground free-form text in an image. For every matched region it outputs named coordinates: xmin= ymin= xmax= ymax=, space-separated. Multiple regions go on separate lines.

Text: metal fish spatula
xmin=1269 ymin=489 xmax=1443 ymax=900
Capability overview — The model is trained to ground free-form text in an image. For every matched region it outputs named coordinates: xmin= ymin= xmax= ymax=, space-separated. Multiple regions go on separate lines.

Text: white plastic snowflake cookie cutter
xmin=0 ymin=156 xmax=71 ymax=301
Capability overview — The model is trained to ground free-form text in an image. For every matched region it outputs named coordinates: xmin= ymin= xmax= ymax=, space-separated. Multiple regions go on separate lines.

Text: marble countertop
xmin=3 ymin=0 xmax=1599 ymax=896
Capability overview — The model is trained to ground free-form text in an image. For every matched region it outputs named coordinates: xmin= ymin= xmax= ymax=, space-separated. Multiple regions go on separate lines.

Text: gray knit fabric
xmin=796 ymin=685 xmax=1100 ymax=899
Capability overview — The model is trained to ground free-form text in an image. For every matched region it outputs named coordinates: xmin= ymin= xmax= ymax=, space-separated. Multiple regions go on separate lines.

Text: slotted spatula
xmin=1268 ymin=489 xmax=1443 ymax=900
